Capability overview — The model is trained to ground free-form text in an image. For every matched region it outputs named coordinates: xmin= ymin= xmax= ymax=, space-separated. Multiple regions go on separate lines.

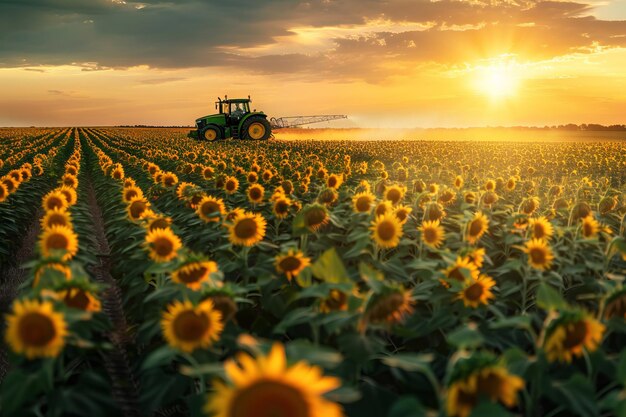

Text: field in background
xmin=1 ymin=127 xmax=625 ymax=417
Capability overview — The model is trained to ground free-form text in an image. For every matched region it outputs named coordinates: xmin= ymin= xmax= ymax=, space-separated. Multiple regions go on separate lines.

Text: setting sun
xmin=474 ymin=62 xmax=521 ymax=99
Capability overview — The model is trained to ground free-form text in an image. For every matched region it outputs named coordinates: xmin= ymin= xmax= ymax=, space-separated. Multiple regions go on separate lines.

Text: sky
xmin=0 ymin=0 xmax=625 ymax=127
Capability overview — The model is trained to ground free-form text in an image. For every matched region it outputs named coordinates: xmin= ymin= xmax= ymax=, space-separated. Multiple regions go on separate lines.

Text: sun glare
xmin=474 ymin=62 xmax=520 ymax=99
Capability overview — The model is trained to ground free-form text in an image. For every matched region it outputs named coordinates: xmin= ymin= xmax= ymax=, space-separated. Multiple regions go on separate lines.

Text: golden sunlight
xmin=474 ymin=61 xmax=521 ymax=99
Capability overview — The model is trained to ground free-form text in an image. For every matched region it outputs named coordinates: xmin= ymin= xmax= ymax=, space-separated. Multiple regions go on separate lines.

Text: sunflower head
xmin=275 ymin=249 xmax=311 ymax=281
xmin=122 ymin=185 xmax=143 ymax=203
xmin=301 ymin=204 xmax=329 ymax=232
xmin=41 ymin=208 xmax=72 ymax=230
xmin=273 ymin=197 xmax=292 ymax=219
xmin=161 ymin=299 xmax=223 ymax=352
xmin=352 ymin=191 xmax=375 ymax=214
xmin=58 ymin=186 xmax=77 ymax=206
xmin=146 ymin=216 xmax=172 ymax=232
xmin=317 ymin=188 xmax=338 ymax=206
xmin=33 ymin=261 xmax=72 ymax=287
xmin=57 ymin=286 xmax=102 ymax=312
xmin=543 ymin=310 xmax=605 ymax=363
xmin=43 ymin=190 xmax=69 ymax=212
xmin=197 ymin=195 xmax=226 ymax=223
xmin=384 ymin=185 xmax=406 ymax=205
xmin=172 ymin=260 xmax=219 ymax=289
xmin=466 ymin=211 xmax=489 ymax=244
xmin=161 ymin=172 xmax=179 ymax=187
xmin=205 ymin=343 xmax=344 ymax=417
xmin=601 ymin=286 xmax=626 ymax=320
xmin=202 ymin=291 xmax=238 ymax=323
xmin=361 ymin=286 xmax=414 ymax=328
xmin=446 ymin=352 xmax=524 ymax=417
xmin=442 ymin=257 xmax=480 ymax=287
xmin=581 ymin=215 xmax=600 ymax=239
xmin=5 ymin=299 xmax=68 ymax=359
xmin=224 ymin=176 xmax=239 ymax=194
xmin=520 ymin=197 xmax=540 ymax=215
xmin=522 ymin=238 xmax=554 ymax=270
xmin=145 ymin=227 xmax=182 ymax=263
xmin=423 ymin=202 xmax=445 ymax=222
xmin=370 ymin=213 xmax=403 ymax=249
xmin=528 ymin=216 xmax=554 ymax=240
xmin=247 ymin=184 xmax=265 ymax=204
xmin=228 ymin=212 xmax=267 ymax=246
xmin=419 ymin=219 xmax=445 ymax=249
xmin=458 ymin=275 xmax=496 ymax=308
xmin=127 ymin=197 xmax=152 ymax=221
xmin=40 ymin=225 xmax=79 ymax=261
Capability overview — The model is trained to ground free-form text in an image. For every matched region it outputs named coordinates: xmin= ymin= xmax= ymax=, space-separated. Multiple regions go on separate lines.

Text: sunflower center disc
xmin=230 ymin=380 xmax=309 ymax=417
xmin=173 ymin=310 xmax=209 ymax=341
xmin=19 ymin=312 xmax=56 ymax=346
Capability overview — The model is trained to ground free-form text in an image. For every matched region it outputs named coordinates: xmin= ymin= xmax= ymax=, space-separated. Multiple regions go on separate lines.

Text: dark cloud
xmin=0 ymin=0 xmax=624 ymax=80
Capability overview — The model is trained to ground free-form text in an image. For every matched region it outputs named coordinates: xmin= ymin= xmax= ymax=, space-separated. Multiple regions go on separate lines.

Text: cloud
xmin=0 ymin=0 xmax=624 ymax=81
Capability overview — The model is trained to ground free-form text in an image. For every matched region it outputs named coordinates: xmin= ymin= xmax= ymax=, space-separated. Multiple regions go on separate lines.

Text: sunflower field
xmin=1 ymin=127 xmax=626 ymax=417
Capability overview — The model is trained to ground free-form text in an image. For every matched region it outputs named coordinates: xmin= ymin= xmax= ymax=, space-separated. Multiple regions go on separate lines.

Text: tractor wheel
xmin=200 ymin=126 xmax=220 ymax=141
xmin=242 ymin=117 xmax=271 ymax=140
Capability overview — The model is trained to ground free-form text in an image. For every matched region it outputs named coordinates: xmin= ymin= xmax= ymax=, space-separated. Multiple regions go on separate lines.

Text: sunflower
xmin=5 ymin=299 xmax=67 ymax=359
xmin=352 ymin=191 xmax=375 ymax=213
xmin=273 ymin=197 xmax=291 ymax=219
xmin=317 ymin=188 xmax=338 ymax=206
xmin=58 ymin=186 xmax=77 ymax=206
xmin=423 ymin=202 xmax=445 ymax=221
xmin=374 ymin=201 xmax=393 ymax=217
xmin=146 ymin=216 xmax=172 ymax=232
xmin=506 ymin=177 xmax=516 ymax=191
xmin=529 ymin=216 xmax=554 ymax=240
xmin=127 ymin=197 xmax=152 ymax=221
xmin=111 ymin=165 xmax=125 ymax=180
xmin=33 ymin=261 xmax=72 ymax=287
xmin=161 ymin=299 xmax=223 ymax=352
xmin=161 ymin=172 xmax=179 ymax=187
xmin=58 ymin=287 xmax=102 ymax=312
xmin=467 ymin=247 xmax=486 ymax=268
xmin=319 ymin=289 xmax=349 ymax=313
xmin=581 ymin=215 xmax=599 ymax=239
xmin=61 ymin=173 xmax=78 ymax=188
xmin=224 ymin=176 xmax=239 ymax=194
xmin=384 ymin=185 xmax=406 ymax=205
xmin=262 ymin=169 xmax=273 ymax=182
xmin=419 ymin=220 xmax=445 ymax=248
xmin=458 ymin=275 xmax=496 ymax=308
xmin=466 ymin=211 xmax=489 ymax=244
xmin=482 ymin=191 xmax=499 ymax=206
xmin=520 ymin=197 xmax=540 ymax=215
xmin=327 ymin=173 xmax=343 ymax=189
xmin=454 ymin=175 xmax=464 ymax=189
xmin=0 ymin=182 xmax=8 ymax=203
xmin=543 ymin=312 xmax=605 ymax=363
xmin=197 ymin=195 xmax=227 ymax=223
xmin=247 ymin=184 xmax=265 ymax=204
xmin=122 ymin=185 xmax=143 ymax=203
xmin=464 ymin=191 xmax=476 ymax=204
xmin=602 ymin=287 xmax=626 ymax=319
xmin=2 ymin=176 xmax=18 ymax=193
xmin=362 ymin=287 xmax=414 ymax=327
xmin=40 ymin=225 xmax=78 ymax=261
xmin=302 ymin=204 xmax=329 ymax=232
xmin=202 ymin=166 xmax=215 ymax=180
xmin=172 ymin=260 xmax=219 ymax=289
xmin=145 ymin=228 xmax=182 ymax=263
xmin=393 ymin=205 xmax=412 ymax=224
xmin=442 ymin=257 xmax=480 ymax=286
xmin=176 ymin=182 xmax=195 ymax=200
xmin=206 ymin=343 xmax=344 ymax=417
xmin=275 ymin=249 xmax=311 ymax=281
xmin=42 ymin=190 xmax=69 ymax=212
xmin=41 ymin=208 xmax=72 ymax=230
xmin=228 ymin=212 xmax=267 ymax=246
xmin=370 ymin=213 xmax=403 ymax=249
xmin=247 ymin=171 xmax=258 ymax=183
xmin=522 ymin=238 xmax=554 ymax=270
xmin=447 ymin=361 xmax=524 ymax=417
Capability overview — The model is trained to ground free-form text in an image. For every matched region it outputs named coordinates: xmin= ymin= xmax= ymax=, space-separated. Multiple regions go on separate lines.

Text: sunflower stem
xmin=182 ymin=353 xmax=205 ymax=393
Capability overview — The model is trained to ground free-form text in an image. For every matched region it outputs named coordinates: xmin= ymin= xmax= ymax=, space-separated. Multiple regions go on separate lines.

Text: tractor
xmin=189 ymin=96 xmax=347 ymax=141
xmin=189 ymin=96 xmax=272 ymax=141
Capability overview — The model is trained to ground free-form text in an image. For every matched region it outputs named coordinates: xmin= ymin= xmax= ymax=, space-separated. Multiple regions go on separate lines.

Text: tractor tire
xmin=241 ymin=117 xmax=271 ymax=140
xmin=200 ymin=126 xmax=221 ymax=141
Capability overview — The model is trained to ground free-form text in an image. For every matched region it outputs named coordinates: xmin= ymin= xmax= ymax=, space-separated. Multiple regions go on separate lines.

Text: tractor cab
xmin=191 ymin=95 xmax=272 ymax=141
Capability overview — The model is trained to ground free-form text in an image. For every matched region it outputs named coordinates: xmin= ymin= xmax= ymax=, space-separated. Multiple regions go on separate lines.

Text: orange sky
xmin=0 ymin=0 xmax=625 ymax=127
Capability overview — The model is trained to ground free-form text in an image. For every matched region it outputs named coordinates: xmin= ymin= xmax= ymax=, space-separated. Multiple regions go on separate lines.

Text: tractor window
xmin=221 ymin=103 xmax=230 ymax=114
xmin=230 ymin=102 xmax=249 ymax=114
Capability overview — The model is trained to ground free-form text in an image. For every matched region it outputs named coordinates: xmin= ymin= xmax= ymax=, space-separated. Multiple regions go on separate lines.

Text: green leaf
xmin=447 ymin=325 xmax=484 ymax=349
xmin=359 ymin=262 xmax=385 ymax=292
xmin=536 ymin=282 xmax=568 ymax=311
xmin=379 ymin=353 xmax=435 ymax=372
xmin=617 ymin=348 xmax=626 ymax=386
xmin=550 ymin=373 xmax=599 ymax=417
xmin=141 ymin=345 xmax=177 ymax=371
xmin=387 ymin=396 xmax=426 ymax=417
xmin=286 ymin=340 xmax=343 ymax=368
xmin=273 ymin=307 xmax=317 ymax=333
xmin=311 ymin=247 xmax=350 ymax=284
xmin=607 ymin=236 xmax=626 ymax=260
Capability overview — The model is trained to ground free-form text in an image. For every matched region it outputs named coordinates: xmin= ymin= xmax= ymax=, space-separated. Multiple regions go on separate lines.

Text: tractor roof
xmin=218 ymin=98 xmax=251 ymax=103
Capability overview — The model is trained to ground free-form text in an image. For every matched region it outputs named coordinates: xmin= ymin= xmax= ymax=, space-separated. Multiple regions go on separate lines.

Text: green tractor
xmin=189 ymin=96 xmax=272 ymax=141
